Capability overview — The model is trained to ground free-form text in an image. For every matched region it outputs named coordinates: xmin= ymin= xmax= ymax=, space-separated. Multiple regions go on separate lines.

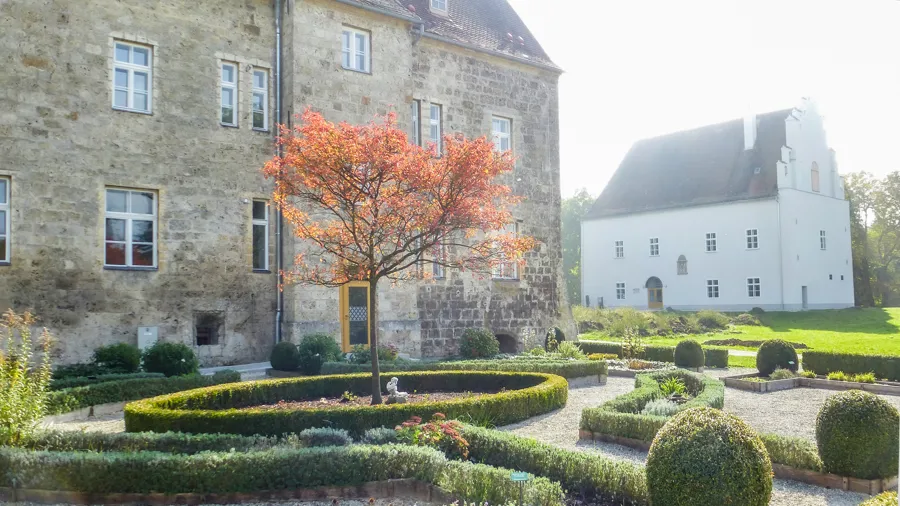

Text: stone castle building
xmin=0 ymin=0 xmax=570 ymax=365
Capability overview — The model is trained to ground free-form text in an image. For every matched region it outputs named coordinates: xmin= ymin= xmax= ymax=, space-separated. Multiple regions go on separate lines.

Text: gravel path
xmin=41 ymin=410 xmax=125 ymax=433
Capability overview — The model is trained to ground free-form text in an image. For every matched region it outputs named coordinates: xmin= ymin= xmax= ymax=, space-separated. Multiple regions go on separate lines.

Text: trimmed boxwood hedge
xmin=47 ymin=371 xmax=241 ymax=415
xmin=803 ymin=351 xmax=900 ymax=381
xmin=459 ymin=424 xmax=648 ymax=505
xmin=320 ymin=359 xmax=608 ymax=378
xmin=50 ymin=372 xmax=166 ymax=391
xmin=0 ymin=445 xmax=564 ymax=505
xmin=125 ymin=371 xmax=568 ymax=436
xmin=580 ymin=370 xmax=724 ymax=442
xmin=816 ymin=390 xmax=899 ymax=479
xmin=576 ymin=341 xmax=728 ymax=368
xmin=758 ymin=433 xmax=822 ymax=472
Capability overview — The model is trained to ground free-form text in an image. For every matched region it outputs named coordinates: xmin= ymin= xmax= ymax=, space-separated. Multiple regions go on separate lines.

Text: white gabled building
xmin=581 ymin=99 xmax=854 ymax=311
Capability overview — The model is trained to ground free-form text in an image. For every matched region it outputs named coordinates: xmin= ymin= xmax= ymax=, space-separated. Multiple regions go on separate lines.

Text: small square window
xmin=614 ymin=240 xmax=624 ymax=258
xmin=705 ymin=232 xmax=717 ymax=252
xmin=747 ymin=277 xmax=761 ymax=297
xmin=649 ymin=238 xmax=659 ymax=257
xmin=341 ymin=27 xmax=371 ymax=73
xmin=195 ymin=312 xmax=224 ymax=346
xmin=615 ymin=282 xmax=626 ymax=300
xmin=707 ymin=279 xmax=719 ymax=298
xmin=746 ymin=229 xmax=758 ymax=249
xmin=104 ymin=188 xmax=157 ymax=268
xmin=431 ymin=0 xmax=448 ymax=12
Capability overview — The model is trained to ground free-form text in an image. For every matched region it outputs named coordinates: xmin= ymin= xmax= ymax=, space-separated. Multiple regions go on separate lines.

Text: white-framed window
xmin=432 ymin=243 xmax=446 ymax=279
xmin=746 ymin=229 xmax=759 ymax=249
xmin=492 ymin=116 xmax=511 ymax=153
xmin=252 ymin=69 xmax=268 ymax=130
xmin=705 ymin=232 xmax=717 ymax=252
xmin=492 ymin=222 xmax=519 ymax=280
xmin=747 ymin=277 xmax=761 ymax=297
xmin=113 ymin=41 xmax=152 ymax=113
xmin=105 ymin=188 xmax=157 ymax=268
xmin=341 ymin=27 xmax=370 ymax=73
xmin=820 ymin=230 xmax=827 ymax=250
xmin=707 ymin=279 xmax=719 ymax=298
xmin=649 ymin=237 xmax=659 ymax=256
xmin=429 ymin=103 xmax=442 ymax=153
xmin=252 ymin=200 xmax=268 ymax=271
xmin=0 ymin=177 xmax=8 ymax=263
xmin=431 ymin=0 xmax=448 ymax=12
xmin=411 ymin=100 xmax=421 ymax=146
xmin=614 ymin=240 xmax=624 ymax=258
xmin=220 ymin=62 xmax=238 ymax=126
xmin=616 ymin=282 xmax=626 ymax=300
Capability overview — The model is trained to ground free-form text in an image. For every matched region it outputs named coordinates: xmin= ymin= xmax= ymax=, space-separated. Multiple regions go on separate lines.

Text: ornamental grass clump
xmin=0 ymin=310 xmax=54 ymax=446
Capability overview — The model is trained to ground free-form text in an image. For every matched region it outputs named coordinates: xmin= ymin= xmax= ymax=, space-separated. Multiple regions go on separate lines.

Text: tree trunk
xmin=369 ymin=278 xmax=382 ymax=405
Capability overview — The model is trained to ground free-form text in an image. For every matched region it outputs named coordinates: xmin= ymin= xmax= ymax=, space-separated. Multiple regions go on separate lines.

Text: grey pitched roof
xmin=337 ymin=0 xmax=558 ymax=69
xmin=585 ymin=109 xmax=794 ymax=220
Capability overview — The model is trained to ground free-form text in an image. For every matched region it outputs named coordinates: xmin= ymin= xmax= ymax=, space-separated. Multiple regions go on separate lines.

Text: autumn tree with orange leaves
xmin=263 ymin=110 xmax=535 ymax=404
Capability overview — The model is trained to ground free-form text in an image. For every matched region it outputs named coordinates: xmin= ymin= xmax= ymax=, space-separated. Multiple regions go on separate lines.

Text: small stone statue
xmin=385 ymin=377 xmax=408 ymax=404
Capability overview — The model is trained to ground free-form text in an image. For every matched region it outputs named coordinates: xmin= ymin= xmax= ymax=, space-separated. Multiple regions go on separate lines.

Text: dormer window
xmin=430 ymin=0 xmax=448 ymax=14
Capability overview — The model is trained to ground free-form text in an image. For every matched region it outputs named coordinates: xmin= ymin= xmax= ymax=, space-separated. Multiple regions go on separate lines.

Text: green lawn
xmin=727 ymin=355 xmax=756 ymax=368
xmin=580 ymin=307 xmax=900 ymax=356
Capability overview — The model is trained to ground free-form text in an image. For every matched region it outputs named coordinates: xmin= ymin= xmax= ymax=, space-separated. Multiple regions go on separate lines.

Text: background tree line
xmin=563 ymin=173 xmax=900 ymax=308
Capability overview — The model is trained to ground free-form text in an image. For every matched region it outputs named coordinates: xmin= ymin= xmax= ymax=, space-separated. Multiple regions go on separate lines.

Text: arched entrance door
xmin=646 ymin=277 xmax=663 ymax=309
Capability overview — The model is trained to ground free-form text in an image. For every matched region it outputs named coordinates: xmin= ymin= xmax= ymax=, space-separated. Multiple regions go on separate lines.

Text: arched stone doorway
xmin=645 ymin=276 xmax=663 ymax=309
xmin=495 ymin=333 xmax=517 ymax=354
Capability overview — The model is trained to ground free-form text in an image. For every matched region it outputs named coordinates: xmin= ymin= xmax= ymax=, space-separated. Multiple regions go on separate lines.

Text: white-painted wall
xmin=582 ymin=99 xmax=855 ymax=312
xmin=582 ymin=198 xmax=784 ymax=311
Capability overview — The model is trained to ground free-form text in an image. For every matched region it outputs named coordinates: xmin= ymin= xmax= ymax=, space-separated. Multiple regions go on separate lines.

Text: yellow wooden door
xmin=340 ymin=281 xmax=371 ymax=352
xmin=648 ymin=288 xmax=663 ymax=309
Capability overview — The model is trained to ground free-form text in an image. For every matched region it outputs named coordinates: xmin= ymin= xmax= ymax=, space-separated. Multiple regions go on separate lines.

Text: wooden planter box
xmin=0 ymin=479 xmax=454 ymax=505
xmin=722 ymin=372 xmax=900 ymax=396
xmin=579 ymin=430 xmax=896 ymax=495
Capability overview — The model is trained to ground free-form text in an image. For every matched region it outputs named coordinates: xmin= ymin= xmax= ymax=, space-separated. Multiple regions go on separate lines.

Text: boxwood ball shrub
xmin=142 ymin=342 xmax=199 ymax=377
xmin=756 ymin=339 xmax=798 ymax=376
xmin=646 ymin=407 xmax=772 ymax=506
xmin=459 ymin=328 xmax=499 ymax=359
xmin=93 ymin=343 xmax=142 ymax=373
xmin=297 ymin=333 xmax=342 ymax=375
xmin=673 ymin=339 xmax=704 ymax=368
xmin=815 ymin=390 xmax=899 ymax=479
xmin=270 ymin=341 xmax=301 ymax=371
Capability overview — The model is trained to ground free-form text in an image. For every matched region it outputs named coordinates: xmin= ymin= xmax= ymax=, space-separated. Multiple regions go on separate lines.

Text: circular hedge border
xmin=125 ymin=371 xmax=568 ymax=436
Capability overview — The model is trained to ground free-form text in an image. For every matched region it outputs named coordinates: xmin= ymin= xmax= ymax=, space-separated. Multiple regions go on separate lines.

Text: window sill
xmin=252 ymin=127 xmax=270 ymax=133
xmin=221 ymin=123 xmax=239 ymax=129
xmin=0 ymin=262 xmax=9 ymax=267
xmin=341 ymin=66 xmax=372 ymax=75
xmin=104 ymin=265 xmax=158 ymax=272
xmin=492 ymin=277 xmax=520 ymax=282
xmin=112 ymin=106 xmax=152 ymax=116
xmin=253 ymin=269 xmax=272 ymax=274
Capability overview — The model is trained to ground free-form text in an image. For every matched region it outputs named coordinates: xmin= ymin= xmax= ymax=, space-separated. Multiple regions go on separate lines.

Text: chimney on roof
xmin=743 ymin=114 xmax=756 ymax=150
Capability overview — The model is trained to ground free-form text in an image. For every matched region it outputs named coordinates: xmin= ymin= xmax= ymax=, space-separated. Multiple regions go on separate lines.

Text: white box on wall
xmin=138 ymin=326 xmax=158 ymax=351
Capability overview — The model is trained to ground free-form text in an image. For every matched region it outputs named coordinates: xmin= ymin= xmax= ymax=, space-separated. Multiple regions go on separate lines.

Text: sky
xmin=507 ymin=0 xmax=900 ymax=197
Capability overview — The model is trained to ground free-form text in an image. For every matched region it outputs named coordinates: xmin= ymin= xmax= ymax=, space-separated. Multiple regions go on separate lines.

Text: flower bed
xmin=722 ymin=372 xmax=900 ymax=396
xmin=124 ymin=371 xmax=568 ymax=436
xmin=0 ymin=444 xmax=564 ymax=506
xmin=317 ymin=358 xmax=608 ymax=379
xmin=802 ymin=351 xmax=900 ymax=382
xmin=576 ymin=341 xmax=729 ymax=368
xmin=579 ymin=370 xmax=724 ymax=444
xmin=46 ymin=371 xmax=241 ymax=415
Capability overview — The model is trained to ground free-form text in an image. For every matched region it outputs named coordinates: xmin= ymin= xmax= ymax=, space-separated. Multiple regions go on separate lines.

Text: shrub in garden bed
xmin=141 ymin=341 xmax=199 ymax=377
xmin=673 ymin=339 xmax=704 ymax=368
xmin=576 ymin=341 xmax=728 ymax=368
xmin=459 ymin=424 xmax=648 ymax=504
xmin=815 ymin=390 xmax=899 ymax=479
xmin=695 ymin=310 xmax=729 ymax=330
xmin=270 ymin=341 xmax=302 ymax=371
xmin=803 ymin=351 xmax=900 ymax=382
xmin=459 ymin=328 xmax=500 ymax=359
xmin=298 ymin=333 xmax=343 ymax=374
xmin=93 ymin=343 xmax=142 ymax=373
xmin=320 ymin=358 xmax=607 ymax=379
xmin=756 ymin=339 xmax=798 ymax=376
xmin=646 ymin=408 xmax=772 ymax=506
xmin=758 ymin=433 xmax=822 ymax=472
xmin=18 ymin=429 xmax=290 ymax=454
xmin=50 ymin=372 xmax=165 ymax=391
xmin=861 ymin=491 xmax=898 ymax=506
xmin=125 ymin=371 xmax=568 ymax=436
xmin=0 ymin=444 xmax=564 ymax=505
xmin=47 ymin=370 xmax=241 ymax=415
xmin=580 ymin=370 xmax=724 ymax=442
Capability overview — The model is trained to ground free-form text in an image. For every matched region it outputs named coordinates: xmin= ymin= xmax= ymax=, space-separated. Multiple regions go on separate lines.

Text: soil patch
xmin=259 ymin=391 xmax=490 ymax=409
xmin=704 ymin=338 xmax=808 ymax=349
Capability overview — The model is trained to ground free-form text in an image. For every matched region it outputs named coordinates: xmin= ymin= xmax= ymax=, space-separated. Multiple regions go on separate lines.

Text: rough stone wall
xmin=0 ymin=0 xmax=279 ymax=366
xmin=283 ymin=0 xmax=573 ymax=356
